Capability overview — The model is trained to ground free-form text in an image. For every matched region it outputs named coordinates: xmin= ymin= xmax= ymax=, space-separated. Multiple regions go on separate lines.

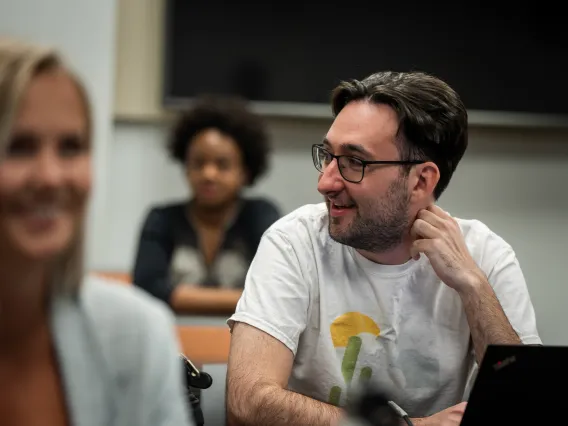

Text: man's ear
xmin=410 ymin=161 xmax=439 ymax=201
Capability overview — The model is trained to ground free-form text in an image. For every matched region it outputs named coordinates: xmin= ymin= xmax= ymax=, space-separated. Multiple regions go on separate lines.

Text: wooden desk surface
xmin=93 ymin=272 xmax=241 ymax=316
xmin=176 ymin=324 xmax=231 ymax=365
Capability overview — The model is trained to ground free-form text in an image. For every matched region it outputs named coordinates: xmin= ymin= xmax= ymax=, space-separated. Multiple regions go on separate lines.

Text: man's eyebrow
xmin=342 ymin=143 xmax=373 ymax=158
xmin=322 ymin=138 xmax=373 ymax=158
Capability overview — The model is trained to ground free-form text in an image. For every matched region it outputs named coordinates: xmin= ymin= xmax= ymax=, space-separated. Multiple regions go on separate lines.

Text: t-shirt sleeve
xmin=227 ymin=229 xmax=309 ymax=355
xmin=488 ymin=247 xmax=541 ymax=345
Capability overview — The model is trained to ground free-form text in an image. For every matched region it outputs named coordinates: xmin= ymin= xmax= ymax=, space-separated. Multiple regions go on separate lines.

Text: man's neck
xmin=0 ymin=255 xmax=49 ymax=351
xmin=356 ymin=236 xmax=414 ymax=265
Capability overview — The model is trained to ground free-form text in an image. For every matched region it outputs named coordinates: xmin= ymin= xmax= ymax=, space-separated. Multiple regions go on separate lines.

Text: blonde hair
xmin=0 ymin=38 xmax=92 ymax=295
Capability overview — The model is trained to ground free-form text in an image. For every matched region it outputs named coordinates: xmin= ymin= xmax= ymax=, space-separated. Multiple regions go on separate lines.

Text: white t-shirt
xmin=228 ymin=203 xmax=541 ymax=417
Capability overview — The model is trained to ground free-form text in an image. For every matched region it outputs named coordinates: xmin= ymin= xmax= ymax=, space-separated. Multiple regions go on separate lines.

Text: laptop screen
xmin=461 ymin=344 xmax=568 ymax=425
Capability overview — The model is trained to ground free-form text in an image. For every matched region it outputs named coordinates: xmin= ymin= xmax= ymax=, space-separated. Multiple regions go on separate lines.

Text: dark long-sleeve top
xmin=132 ymin=197 xmax=281 ymax=303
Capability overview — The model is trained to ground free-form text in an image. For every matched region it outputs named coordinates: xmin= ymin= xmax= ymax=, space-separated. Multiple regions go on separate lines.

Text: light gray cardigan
xmin=50 ymin=275 xmax=195 ymax=426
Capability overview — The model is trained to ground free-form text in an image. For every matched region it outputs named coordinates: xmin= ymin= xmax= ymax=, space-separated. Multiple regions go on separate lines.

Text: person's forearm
xmin=228 ymin=384 xmax=343 ymax=426
xmin=170 ymin=285 xmax=242 ymax=315
xmin=459 ymin=276 xmax=521 ymax=364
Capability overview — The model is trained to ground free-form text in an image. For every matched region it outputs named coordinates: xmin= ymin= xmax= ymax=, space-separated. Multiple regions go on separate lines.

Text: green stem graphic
xmin=359 ymin=366 xmax=372 ymax=384
xmin=328 ymin=386 xmax=342 ymax=406
xmin=342 ymin=336 xmax=362 ymax=384
xmin=328 ymin=335 xmax=375 ymax=405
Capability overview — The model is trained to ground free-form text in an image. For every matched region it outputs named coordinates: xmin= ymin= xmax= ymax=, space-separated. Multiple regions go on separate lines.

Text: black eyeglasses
xmin=312 ymin=144 xmax=424 ymax=183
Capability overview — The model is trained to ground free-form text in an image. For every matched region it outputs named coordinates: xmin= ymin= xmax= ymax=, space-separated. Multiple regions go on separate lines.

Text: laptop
xmin=460 ymin=344 xmax=568 ymax=425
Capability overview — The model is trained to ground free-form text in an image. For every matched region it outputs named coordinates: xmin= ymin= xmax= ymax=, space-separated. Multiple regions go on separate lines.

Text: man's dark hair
xmin=331 ymin=71 xmax=468 ymax=199
xmin=167 ymin=95 xmax=270 ymax=186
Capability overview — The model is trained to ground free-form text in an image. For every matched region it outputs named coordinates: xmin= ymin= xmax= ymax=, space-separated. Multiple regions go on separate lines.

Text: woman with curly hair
xmin=132 ymin=95 xmax=280 ymax=312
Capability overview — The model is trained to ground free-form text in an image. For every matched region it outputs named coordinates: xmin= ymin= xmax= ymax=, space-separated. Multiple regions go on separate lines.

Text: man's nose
xmin=317 ymin=159 xmax=345 ymax=196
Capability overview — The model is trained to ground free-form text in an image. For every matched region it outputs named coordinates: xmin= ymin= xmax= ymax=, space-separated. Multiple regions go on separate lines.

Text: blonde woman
xmin=0 ymin=39 xmax=194 ymax=425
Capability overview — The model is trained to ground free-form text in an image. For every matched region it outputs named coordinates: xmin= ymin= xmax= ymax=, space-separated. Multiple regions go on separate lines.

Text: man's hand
xmin=410 ymin=204 xmax=523 ymax=363
xmin=414 ymin=402 xmax=467 ymax=426
xmin=410 ymin=204 xmax=486 ymax=292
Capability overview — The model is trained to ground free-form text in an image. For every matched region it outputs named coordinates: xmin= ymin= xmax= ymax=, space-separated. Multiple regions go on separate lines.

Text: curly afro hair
xmin=167 ymin=95 xmax=271 ymax=186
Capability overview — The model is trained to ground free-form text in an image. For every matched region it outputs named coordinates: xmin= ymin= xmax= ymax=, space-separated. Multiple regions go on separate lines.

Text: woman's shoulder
xmin=80 ymin=274 xmax=174 ymax=327
xmin=72 ymin=275 xmax=192 ymax=424
xmin=143 ymin=201 xmax=187 ymax=225
xmin=236 ymin=197 xmax=282 ymax=243
xmin=238 ymin=197 xmax=281 ymax=226
xmin=78 ymin=275 xmax=179 ymax=366
xmin=240 ymin=197 xmax=280 ymax=214
xmin=138 ymin=201 xmax=190 ymax=240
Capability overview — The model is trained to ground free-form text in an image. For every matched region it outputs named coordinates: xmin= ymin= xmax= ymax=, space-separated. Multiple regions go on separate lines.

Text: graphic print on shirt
xmin=328 ymin=312 xmax=380 ymax=406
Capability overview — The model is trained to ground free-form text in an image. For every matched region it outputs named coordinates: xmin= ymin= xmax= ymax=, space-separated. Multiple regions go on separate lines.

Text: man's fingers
xmin=410 ymin=238 xmax=432 ymax=260
xmin=427 ymin=204 xmax=451 ymax=219
xmin=417 ymin=208 xmax=446 ymax=229
xmin=421 ymin=205 xmax=460 ymax=234
xmin=411 ymin=218 xmax=439 ymax=240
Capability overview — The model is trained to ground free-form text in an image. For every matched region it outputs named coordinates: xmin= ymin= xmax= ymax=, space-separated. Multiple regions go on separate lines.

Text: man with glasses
xmin=226 ymin=72 xmax=540 ymax=426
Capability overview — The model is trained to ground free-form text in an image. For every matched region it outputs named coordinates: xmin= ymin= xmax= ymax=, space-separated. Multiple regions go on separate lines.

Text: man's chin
xmin=329 ymin=213 xmax=345 ymax=227
xmin=328 ymin=220 xmax=349 ymax=243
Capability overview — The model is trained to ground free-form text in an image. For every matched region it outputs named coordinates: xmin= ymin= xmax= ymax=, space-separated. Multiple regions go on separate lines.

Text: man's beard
xmin=328 ymin=177 xmax=410 ymax=253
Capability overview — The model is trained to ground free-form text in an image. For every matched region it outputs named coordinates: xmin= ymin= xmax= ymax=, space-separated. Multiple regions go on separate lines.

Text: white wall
xmin=0 ymin=0 xmax=117 ymax=269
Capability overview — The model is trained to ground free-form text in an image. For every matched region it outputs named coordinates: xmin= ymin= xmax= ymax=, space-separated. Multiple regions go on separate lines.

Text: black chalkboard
xmin=163 ymin=1 xmax=568 ymax=115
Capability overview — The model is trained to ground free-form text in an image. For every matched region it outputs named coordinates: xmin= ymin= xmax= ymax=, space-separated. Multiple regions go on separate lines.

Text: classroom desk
xmin=171 ymin=287 xmax=241 ymax=316
xmin=93 ymin=271 xmax=241 ymax=317
xmin=176 ymin=316 xmax=231 ymax=365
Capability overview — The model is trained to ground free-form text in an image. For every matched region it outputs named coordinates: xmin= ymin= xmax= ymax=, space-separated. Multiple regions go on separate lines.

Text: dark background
xmin=163 ymin=1 xmax=568 ymax=114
